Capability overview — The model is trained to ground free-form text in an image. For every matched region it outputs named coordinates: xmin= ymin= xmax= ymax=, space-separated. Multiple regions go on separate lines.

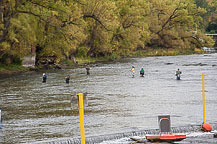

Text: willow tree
xmin=0 ymin=0 xmax=86 ymax=64
xmin=0 ymin=0 xmax=215 ymax=66
xmin=0 ymin=0 xmax=36 ymax=64
xmin=147 ymin=0 xmax=214 ymax=49
xmin=111 ymin=0 xmax=150 ymax=55
xmin=29 ymin=1 xmax=86 ymax=62
xmin=76 ymin=0 xmax=118 ymax=57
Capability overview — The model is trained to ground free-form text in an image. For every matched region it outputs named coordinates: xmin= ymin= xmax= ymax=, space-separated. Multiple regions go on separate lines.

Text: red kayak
xmin=146 ymin=134 xmax=186 ymax=142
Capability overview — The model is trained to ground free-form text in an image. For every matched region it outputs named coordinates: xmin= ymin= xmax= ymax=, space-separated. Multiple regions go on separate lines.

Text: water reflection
xmin=0 ymin=53 xmax=217 ymax=143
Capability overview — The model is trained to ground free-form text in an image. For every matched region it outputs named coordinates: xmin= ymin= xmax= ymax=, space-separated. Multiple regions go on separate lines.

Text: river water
xmin=0 ymin=54 xmax=217 ymax=143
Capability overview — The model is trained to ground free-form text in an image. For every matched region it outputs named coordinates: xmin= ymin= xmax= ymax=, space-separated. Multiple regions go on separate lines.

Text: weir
xmin=35 ymin=124 xmax=217 ymax=144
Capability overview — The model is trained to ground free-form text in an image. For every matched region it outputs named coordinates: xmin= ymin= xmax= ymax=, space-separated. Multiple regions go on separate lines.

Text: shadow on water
xmin=0 ymin=53 xmax=217 ymax=143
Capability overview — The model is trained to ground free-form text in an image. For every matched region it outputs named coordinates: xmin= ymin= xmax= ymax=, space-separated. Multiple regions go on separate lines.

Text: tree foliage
xmin=0 ymin=0 xmax=215 ymax=65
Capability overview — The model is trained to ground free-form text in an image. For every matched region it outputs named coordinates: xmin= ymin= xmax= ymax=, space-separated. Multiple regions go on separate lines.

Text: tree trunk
xmin=87 ymin=24 xmax=98 ymax=57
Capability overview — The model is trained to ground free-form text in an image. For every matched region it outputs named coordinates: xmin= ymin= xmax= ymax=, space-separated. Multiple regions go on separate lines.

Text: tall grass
xmin=0 ymin=64 xmax=29 ymax=72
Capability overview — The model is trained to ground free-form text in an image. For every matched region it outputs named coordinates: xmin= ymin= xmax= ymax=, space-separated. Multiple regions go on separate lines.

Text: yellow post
xmin=202 ymin=73 xmax=205 ymax=123
xmin=77 ymin=93 xmax=85 ymax=144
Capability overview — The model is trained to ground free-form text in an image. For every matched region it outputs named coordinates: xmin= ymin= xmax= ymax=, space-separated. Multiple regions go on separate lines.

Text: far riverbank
xmin=0 ymin=48 xmax=205 ymax=77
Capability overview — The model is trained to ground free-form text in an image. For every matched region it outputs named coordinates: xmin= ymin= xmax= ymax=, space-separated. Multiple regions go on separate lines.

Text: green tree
xmin=79 ymin=0 xmax=118 ymax=57
xmin=0 ymin=0 xmax=215 ymax=66
xmin=147 ymin=0 xmax=213 ymax=49
xmin=0 ymin=0 xmax=86 ymax=64
xmin=0 ymin=0 xmax=36 ymax=64
xmin=111 ymin=0 xmax=150 ymax=55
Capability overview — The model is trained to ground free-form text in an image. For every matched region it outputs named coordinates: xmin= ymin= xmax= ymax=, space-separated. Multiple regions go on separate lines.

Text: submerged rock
xmin=165 ymin=62 xmax=173 ymax=65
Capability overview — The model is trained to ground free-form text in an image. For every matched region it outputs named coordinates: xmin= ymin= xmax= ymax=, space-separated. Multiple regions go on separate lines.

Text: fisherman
xmin=140 ymin=68 xmax=144 ymax=77
xmin=65 ymin=75 xmax=70 ymax=84
xmin=175 ymin=69 xmax=182 ymax=80
xmin=85 ymin=64 xmax=90 ymax=75
xmin=42 ymin=73 xmax=47 ymax=83
xmin=131 ymin=66 xmax=135 ymax=78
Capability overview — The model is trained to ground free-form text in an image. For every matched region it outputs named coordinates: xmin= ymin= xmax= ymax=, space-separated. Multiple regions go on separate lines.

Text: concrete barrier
xmin=22 ymin=55 xmax=36 ymax=67
xmin=33 ymin=124 xmax=217 ymax=144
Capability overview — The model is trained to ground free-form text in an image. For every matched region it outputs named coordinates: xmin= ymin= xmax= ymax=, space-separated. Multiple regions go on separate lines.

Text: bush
xmin=13 ymin=56 xmax=22 ymax=65
xmin=76 ymin=46 xmax=90 ymax=58
xmin=0 ymin=53 xmax=22 ymax=65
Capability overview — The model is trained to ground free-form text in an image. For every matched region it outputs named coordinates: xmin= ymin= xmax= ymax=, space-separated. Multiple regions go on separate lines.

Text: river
xmin=0 ymin=53 xmax=217 ymax=143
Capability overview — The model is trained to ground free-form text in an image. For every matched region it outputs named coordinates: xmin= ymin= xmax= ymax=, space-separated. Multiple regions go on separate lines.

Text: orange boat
xmin=146 ymin=134 xmax=186 ymax=142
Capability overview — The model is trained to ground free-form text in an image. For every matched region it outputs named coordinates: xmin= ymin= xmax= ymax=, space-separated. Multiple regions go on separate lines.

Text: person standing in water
xmin=42 ymin=73 xmax=47 ymax=83
xmin=86 ymin=64 xmax=90 ymax=75
xmin=176 ymin=68 xmax=182 ymax=80
xmin=131 ymin=66 xmax=135 ymax=78
xmin=65 ymin=75 xmax=70 ymax=84
xmin=140 ymin=68 xmax=144 ymax=77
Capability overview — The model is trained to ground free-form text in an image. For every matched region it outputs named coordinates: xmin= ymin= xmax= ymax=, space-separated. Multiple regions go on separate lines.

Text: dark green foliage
xmin=206 ymin=22 xmax=217 ymax=33
xmin=0 ymin=54 xmax=22 ymax=65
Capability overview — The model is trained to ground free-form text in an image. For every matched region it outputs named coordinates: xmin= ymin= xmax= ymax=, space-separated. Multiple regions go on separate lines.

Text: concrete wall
xmin=22 ymin=54 xmax=36 ymax=67
xmin=35 ymin=125 xmax=215 ymax=144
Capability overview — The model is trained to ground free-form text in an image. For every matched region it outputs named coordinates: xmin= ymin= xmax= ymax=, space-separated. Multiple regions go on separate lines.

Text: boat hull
xmin=146 ymin=134 xmax=186 ymax=142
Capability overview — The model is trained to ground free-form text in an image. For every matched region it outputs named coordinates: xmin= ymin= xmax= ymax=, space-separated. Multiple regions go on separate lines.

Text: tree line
xmin=0 ymin=0 xmax=216 ymax=65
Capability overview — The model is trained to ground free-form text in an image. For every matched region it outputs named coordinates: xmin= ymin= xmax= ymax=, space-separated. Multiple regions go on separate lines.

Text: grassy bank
xmin=0 ymin=48 xmax=205 ymax=75
xmin=62 ymin=56 xmax=117 ymax=67
xmin=71 ymin=48 xmax=205 ymax=65
xmin=0 ymin=64 xmax=29 ymax=75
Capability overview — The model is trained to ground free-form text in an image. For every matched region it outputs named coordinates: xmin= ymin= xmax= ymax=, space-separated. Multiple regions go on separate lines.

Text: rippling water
xmin=0 ymin=54 xmax=217 ymax=143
